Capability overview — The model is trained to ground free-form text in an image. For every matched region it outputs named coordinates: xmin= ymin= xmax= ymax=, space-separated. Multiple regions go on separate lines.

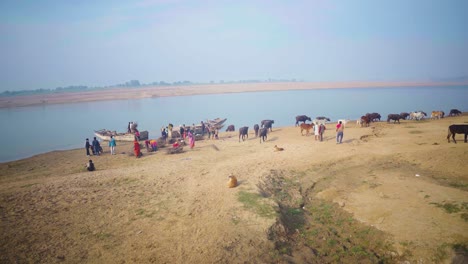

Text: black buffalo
xmin=447 ymin=124 xmax=468 ymax=143
xmin=295 ymin=115 xmax=311 ymax=126
xmin=239 ymin=126 xmax=249 ymax=142
xmin=261 ymin=120 xmax=274 ymax=132
xmin=226 ymin=125 xmax=235 ymax=132
xmin=400 ymin=112 xmax=410 ymax=120
xmin=316 ymin=116 xmax=331 ymax=122
xmin=449 ymin=109 xmax=462 ymax=117
xmin=387 ymin=114 xmax=401 ymax=123
xmin=259 ymin=128 xmax=268 ymax=143
xmin=368 ymin=113 xmax=381 ymax=122
xmin=253 ymin=124 xmax=259 ymax=137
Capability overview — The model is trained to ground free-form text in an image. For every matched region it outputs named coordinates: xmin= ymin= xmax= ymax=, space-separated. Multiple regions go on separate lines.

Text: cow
xmin=313 ymin=119 xmax=327 ymax=126
xmin=400 ymin=112 xmax=410 ymax=120
xmin=261 ymin=120 xmax=274 ymax=132
xmin=238 ymin=126 xmax=249 ymax=142
xmin=449 ymin=109 xmax=462 ymax=117
xmin=226 ymin=125 xmax=235 ymax=132
xmin=410 ymin=111 xmax=427 ymax=121
xmin=295 ymin=115 xmax=311 ymax=126
xmin=337 ymin=119 xmax=349 ymax=126
xmin=300 ymin=123 xmax=314 ymax=136
xmin=316 ymin=116 xmax=331 ymax=122
xmin=387 ymin=114 xmax=401 ymax=123
xmin=253 ymin=124 xmax=260 ymax=137
xmin=367 ymin=113 xmax=381 ymax=122
xmin=431 ymin=111 xmax=445 ymax=119
xmin=259 ymin=128 xmax=268 ymax=143
xmin=447 ymin=124 xmax=468 ymax=143
xmin=360 ymin=115 xmax=371 ymax=127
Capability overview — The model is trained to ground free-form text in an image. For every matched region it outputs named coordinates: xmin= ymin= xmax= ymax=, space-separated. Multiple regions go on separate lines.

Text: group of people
xmin=312 ymin=121 xmax=345 ymax=143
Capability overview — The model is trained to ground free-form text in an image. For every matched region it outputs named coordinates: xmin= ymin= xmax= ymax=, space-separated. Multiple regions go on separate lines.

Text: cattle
xmin=449 ymin=109 xmax=462 ymax=117
xmin=226 ymin=125 xmax=235 ymax=132
xmin=253 ymin=124 xmax=260 ymax=137
xmin=410 ymin=111 xmax=427 ymax=121
xmin=259 ymin=128 xmax=268 ymax=143
xmin=337 ymin=119 xmax=349 ymax=126
xmin=400 ymin=112 xmax=410 ymax=120
xmin=238 ymin=126 xmax=249 ymax=142
xmin=360 ymin=115 xmax=371 ymax=127
xmin=431 ymin=111 xmax=445 ymax=119
xmin=313 ymin=119 xmax=327 ymax=126
xmin=387 ymin=114 xmax=401 ymax=123
xmin=316 ymin=116 xmax=331 ymax=122
xmin=261 ymin=120 xmax=274 ymax=132
xmin=295 ymin=115 xmax=311 ymax=126
xmin=300 ymin=123 xmax=314 ymax=136
xmin=447 ymin=124 xmax=468 ymax=143
xmin=366 ymin=113 xmax=381 ymax=122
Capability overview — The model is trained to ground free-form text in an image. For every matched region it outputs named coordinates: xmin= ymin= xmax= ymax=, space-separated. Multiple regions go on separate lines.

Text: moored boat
xmin=94 ymin=129 xmax=149 ymax=141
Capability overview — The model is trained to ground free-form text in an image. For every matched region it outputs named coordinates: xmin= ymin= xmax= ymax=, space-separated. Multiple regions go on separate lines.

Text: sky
xmin=1 ymin=0 xmax=468 ymax=92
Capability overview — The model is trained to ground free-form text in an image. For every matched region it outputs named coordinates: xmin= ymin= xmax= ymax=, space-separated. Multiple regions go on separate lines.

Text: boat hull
xmin=94 ymin=130 xmax=149 ymax=141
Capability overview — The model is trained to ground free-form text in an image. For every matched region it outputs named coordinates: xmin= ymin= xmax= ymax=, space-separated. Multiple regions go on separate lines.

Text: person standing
xmin=319 ymin=123 xmax=326 ymax=142
xmin=133 ymin=140 xmax=141 ymax=158
xmin=109 ymin=135 xmax=116 ymax=155
xmin=201 ymin=121 xmax=205 ymax=136
xmin=85 ymin=138 xmax=91 ymax=156
xmin=168 ymin=123 xmax=173 ymax=139
xmin=92 ymin=137 xmax=101 ymax=155
xmin=187 ymin=130 xmax=195 ymax=149
xmin=314 ymin=122 xmax=320 ymax=141
xmin=336 ymin=121 xmax=344 ymax=144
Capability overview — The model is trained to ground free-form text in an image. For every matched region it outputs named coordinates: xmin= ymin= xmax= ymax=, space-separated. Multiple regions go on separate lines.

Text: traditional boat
xmin=94 ymin=129 xmax=149 ymax=141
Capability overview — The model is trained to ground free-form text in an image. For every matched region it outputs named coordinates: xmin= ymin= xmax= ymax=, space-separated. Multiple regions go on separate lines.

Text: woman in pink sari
xmin=187 ymin=130 xmax=195 ymax=149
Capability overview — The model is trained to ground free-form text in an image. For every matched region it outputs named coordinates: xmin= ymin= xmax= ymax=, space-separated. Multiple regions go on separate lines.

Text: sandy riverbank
xmin=1 ymin=115 xmax=467 ymax=263
xmin=1 ymin=81 xmax=468 ymax=108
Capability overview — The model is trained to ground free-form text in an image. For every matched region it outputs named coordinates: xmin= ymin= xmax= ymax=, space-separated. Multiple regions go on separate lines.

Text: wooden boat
xmin=94 ymin=129 xmax=149 ymax=141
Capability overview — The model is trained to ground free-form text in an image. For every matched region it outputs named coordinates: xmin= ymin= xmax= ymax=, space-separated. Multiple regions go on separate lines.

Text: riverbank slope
xmin=1 ymin=115 xmax=467 ymax=263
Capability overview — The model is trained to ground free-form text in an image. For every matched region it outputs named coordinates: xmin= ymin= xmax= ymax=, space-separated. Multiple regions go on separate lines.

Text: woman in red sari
xmin=133 ymin=140 xmax=141 ymax=158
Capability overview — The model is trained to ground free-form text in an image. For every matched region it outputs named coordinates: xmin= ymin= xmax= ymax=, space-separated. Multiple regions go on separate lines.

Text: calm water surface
xmin=1 ymin=86 xmax=467 ymax=162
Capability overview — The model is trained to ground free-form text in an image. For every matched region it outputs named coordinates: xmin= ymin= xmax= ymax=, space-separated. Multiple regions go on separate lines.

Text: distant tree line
xmin=0 ymin=78 xmax=299 ymax=97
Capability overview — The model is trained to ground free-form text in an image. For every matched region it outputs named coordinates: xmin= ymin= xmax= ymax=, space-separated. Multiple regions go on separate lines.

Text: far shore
xmin=1 ymin=81 xmax=468 ymax=108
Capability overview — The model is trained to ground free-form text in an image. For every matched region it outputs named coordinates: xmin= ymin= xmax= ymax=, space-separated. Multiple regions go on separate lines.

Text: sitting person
xmin=172 ymin=141 xmax=180 ymax=148
xmin=86 ymin=160 xmax=95 ymax=171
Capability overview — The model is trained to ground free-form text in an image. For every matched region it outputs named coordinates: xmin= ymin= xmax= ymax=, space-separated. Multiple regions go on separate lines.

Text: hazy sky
xmin=1 ymin=0 xmax=467 ymax=91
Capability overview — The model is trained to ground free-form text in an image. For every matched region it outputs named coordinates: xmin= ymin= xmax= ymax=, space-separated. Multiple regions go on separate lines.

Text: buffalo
xmin=387 ymin=114 xmax=401 ymax=123
xmin=447 ymin=124 xmax=468 ymax=143
xmin=226 ymin=125 xmax=235 ymax=132
xmin=400 ymin=112 xmax=410 ymax=120
xmin=259 ymin=128 xmax=268 ymax=143
xmin=316 ymin=116 xmax=331 ymax=122
xmin=295 ymin=115 xmax=311 ymax=126
xmin=261 ymin=120 xmax=274 ymax=132
xmin=253 ymin=124 xmax=259 ymax=137
xmin=239 ymin=126 xmax=249 ymax=142
xmin=368 ymin=113 xmax=381 ymax=122
xmin=449 ymin=109 xmax=462 ymax=117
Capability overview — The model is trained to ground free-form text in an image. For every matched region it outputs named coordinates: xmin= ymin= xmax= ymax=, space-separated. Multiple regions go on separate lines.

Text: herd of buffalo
xmin=225 ymin=108 xmax=466 ymax=144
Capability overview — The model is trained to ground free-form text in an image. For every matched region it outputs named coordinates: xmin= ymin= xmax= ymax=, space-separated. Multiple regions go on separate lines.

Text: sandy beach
xmin=1 ymin=114 xmax=467 ymax=263
xmin=1 ymin=81 xmax=468 ymax=108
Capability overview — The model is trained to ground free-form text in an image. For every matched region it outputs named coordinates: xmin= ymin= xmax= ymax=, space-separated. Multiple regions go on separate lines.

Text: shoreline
xmin=1 ymin=81 xmax=467 ymax=108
